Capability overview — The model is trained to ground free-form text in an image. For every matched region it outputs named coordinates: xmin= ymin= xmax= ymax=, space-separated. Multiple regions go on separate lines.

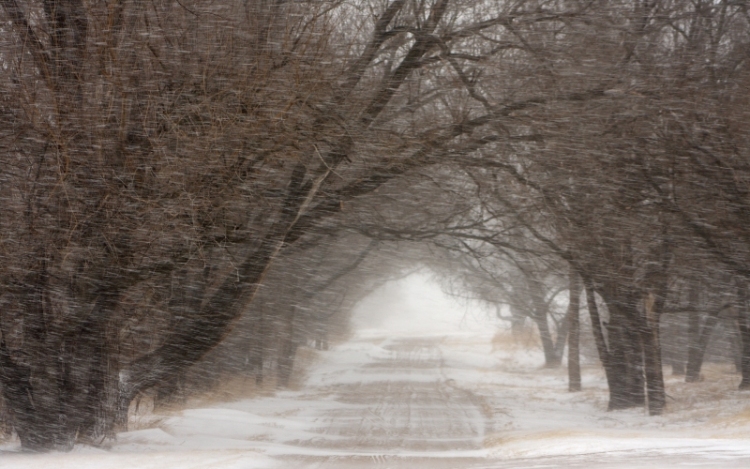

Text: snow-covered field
xmin=3 ymin=275 xmax=750 ymax=468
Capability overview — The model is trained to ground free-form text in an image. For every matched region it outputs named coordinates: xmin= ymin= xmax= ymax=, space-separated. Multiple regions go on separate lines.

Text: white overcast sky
xmin=350 ymin=270 xmax=497 ymax=336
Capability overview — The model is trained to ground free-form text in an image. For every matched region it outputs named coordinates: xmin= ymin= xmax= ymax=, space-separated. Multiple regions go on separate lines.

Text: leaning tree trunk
xmin=118 ymin=163 xmax=319 ymax=422
xmin=533 ymin=314 xmax=559 ymax=367
xmin=118 ymin=229 xmax=287 ymax=420
xmin=583 ymin=280 xmax=619 ymax=406
xmin=526 ymin=275 xmax=560 ymax=368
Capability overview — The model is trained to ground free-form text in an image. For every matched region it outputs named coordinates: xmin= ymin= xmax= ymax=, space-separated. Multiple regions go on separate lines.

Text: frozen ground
xmin=3 ymin=275 xmax=750 ymax=468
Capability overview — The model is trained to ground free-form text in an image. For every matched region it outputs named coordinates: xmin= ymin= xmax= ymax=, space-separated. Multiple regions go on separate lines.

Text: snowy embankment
xmin=3 ymin=328 xmax=750 ymax=468
xmin=442 ymin=331 xmax=750 ymax=463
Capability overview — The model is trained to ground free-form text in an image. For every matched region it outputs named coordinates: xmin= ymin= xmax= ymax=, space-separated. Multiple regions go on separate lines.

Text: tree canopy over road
xmin=0 ymin=0 xmax=749 ymax=451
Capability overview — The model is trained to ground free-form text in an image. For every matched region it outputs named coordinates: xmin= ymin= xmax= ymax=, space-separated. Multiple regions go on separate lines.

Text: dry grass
xmin=126 ymin=375 xmax=278 ymax=431
xmin=186 ymin=375 xmax=278 ymax=407
xmin=491 ymin=327 xmax=541 ymax=352
xmin=178 ymin=347 xmax=321 ymax=407
xmin=484 ymin=429 xmax=602 ymax=448
xmin=665 ymin=364 xmax=741 ymax=412
xmin=660 ymin=362 xmax=750 ymax=428
xmin=127 ymin=347 xmax=322 ymax=429
xmin=706 ymin=404 xmax=750 ymax=430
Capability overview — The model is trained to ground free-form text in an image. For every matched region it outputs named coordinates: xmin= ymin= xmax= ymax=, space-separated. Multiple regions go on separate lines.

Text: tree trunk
xmin=599 ymin=286 xmax=645 ymax=410
xmin=526 ymin=274 xmax=559 ymax=367
xmin=251 ymin=304 xmax=267 ymax=386
xmin=277 ymin=305 xmax=299 ymax=388
xmin=119 ymin=164 xmax=312 ymax=415
xmin=622 ymin=309 xmax=647 ymax=409
xmin=685 ymin=309 xmax=721 ymax=383
xmin=737 ymin=314 xmax=750 ymax=390
xmin=641 ymin=294 xmax=665 ymax=415
xmin=533 ymin=314 xmax=559 ymax=367
xmin=0 ymin=278 xmax=123 ymax=451
xmin=736 ymin=282 xmax=750 ymax=390
xmin=585 ymin=280 xmax=644 ymax=409
xmin=583 ymin=279 xmax=620 ymax=408
xmin=640 ymin=235 xmax=670 ymax=416
xmin=661 ymin=313 xmax=686 ymax=375
xmin=605 ymin=312 xmax=645 ymax=410
xmin=685 ymin=285 xmax=702 ymax=382
xmin=553 ymin=309 xmax=572 ymax=364
xmin=685 ymin=308 xmax=701 ymax=381
xmin=730 ymin=324 xmax=743 ymax=374
xmin=567 ymin=268 xmax=582 ymax=392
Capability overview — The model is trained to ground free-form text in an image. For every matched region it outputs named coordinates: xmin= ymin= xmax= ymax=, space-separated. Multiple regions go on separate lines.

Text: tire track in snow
xmin=299 ymin=337 xmax=486 ymax=453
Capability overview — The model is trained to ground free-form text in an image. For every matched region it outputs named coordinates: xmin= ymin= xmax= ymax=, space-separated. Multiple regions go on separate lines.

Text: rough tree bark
xmin=567 ymin=268 xmax=582 ymax=392
xmin=685 ymin=285 xmax=702 ymax=382
xmin=736 ymin=282 xmax=750 ymax=390
xmin=592 ymin=280 xmax=646 ymax=411
xmin=640 ymin=237 xmax=670 ymax=415
xmin=0 ymin=278 xmax=124 ymax=450
xmin=642 ymin=293 xmax=665 ymax=415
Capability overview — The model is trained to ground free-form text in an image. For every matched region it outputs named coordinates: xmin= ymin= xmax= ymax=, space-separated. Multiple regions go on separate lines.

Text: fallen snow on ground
xmin=4 ymin=327 xmax=750 ymax=467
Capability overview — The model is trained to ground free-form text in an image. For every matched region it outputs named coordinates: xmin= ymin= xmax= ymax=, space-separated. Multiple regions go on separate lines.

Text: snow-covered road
xmin=281 ymin=334 xmax=750 ymax=469
xmin=298 ymin=338 xmax=486 ymax=452
xmin=4 ymin=331 xmax=750 ymax=468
